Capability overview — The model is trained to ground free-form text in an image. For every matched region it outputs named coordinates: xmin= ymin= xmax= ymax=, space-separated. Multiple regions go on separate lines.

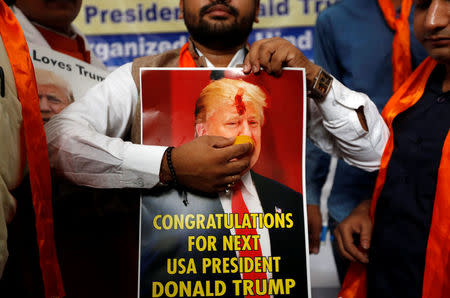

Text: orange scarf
xmin=34 ymin=24 xmax=91 ymax=64
xmin=339 ymin=57 xmax=450 ymax=298
xmin=378 ymin=0 xmax=413 ymax=92
xmin=0 ymin=3 xmax=64 ymax=297
xmin=178 ymin=42 xmax=197 ymax=67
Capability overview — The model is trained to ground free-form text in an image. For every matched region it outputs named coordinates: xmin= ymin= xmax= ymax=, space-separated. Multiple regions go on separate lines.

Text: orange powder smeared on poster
xmin=234 ymin=88 xmax=246 ymax=115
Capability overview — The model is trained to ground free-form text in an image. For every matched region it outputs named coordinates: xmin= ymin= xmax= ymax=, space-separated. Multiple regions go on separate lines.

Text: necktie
xmin=377 ymin=0 xmax=413 ymax=92
xmin=232 ymin=182 xmax=269 ymax=298
xmin=0 ymin=3 xmax=65 ymax=297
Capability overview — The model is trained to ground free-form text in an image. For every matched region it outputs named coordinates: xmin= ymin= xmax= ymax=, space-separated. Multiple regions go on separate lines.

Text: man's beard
xmin=184 ymin=3 xmax=255 ymax=51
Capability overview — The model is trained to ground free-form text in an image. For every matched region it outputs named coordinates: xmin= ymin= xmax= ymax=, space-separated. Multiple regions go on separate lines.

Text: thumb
xmin=309 ymin=223 xmax=322 ymax=254
xmin=209 ymin=136 xmax=235 ymax=148
xmin=359 ymin=220 xmax=372 ymax=250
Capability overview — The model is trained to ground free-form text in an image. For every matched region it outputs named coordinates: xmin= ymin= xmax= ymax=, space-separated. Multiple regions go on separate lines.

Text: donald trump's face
xmin=196 ymin=100 xmax=262 ymax=169
xmin=195 ymin=78 xmax=267 ymax=170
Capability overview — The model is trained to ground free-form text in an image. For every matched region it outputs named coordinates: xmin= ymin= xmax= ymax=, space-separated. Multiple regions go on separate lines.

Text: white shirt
xmin=307 ymin=78 xmax=388 ymax=172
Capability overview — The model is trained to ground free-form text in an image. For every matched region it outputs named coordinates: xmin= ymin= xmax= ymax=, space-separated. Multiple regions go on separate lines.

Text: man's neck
xmin=50 ymin=25 xmax=74 ymax=37
xmin=32 ymin=21 xmax=74 ymax=38
xmin=193 ymin=42 xmax=245 ymax=67
xmin=443 ymin=64 xmax=450 ymax=92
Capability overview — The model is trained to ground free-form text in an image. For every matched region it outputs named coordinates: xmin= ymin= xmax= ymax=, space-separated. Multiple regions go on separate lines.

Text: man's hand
xmin=307 ymin=204 xmax=322 ymax=254
xmin=334 ymin=200 xmax=372 ymax=263
xmin=162 ymin=136 xmax=252 ymax=194
xmin=243 ymin=37 xmax=321 ymax=81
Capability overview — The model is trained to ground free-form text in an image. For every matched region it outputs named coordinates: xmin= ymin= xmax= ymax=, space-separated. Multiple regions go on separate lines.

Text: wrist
xmin=307 ymin=66 xmax=333 ymax=102
xmin=306 ymin=63 xmax=322 ymax=86
xmin=354 ymin=199 xmax=372 ymax=214
xmin=159 ymin=147 xmax=173 ymax=185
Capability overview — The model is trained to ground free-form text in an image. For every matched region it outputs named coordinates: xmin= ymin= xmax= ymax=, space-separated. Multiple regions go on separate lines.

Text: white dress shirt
xmin=46 ymin=50 xmax=389 ymax=190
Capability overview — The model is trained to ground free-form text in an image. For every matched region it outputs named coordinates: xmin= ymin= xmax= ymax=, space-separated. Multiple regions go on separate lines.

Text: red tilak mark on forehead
xmin=234 ymin=88 xmax=246 ymax=115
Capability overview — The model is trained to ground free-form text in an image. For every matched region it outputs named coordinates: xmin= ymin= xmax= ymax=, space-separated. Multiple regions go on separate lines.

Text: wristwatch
xmin=308 ymin=68 xmax=333 ymax=102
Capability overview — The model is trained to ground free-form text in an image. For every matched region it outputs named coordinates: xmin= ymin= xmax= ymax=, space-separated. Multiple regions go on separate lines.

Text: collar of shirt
xmin=195 ymin=48 xmax=246 ymax=67
xmin=240 ymin=171 xmax=259 ymax=201
xmin=32 ymin=21 xmax=91 ymax=64
xmin=219 ymin=171 xmax=259 ymax=209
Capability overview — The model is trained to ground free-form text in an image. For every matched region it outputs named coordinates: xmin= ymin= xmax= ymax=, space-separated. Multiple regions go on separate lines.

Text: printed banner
xmin=28 ymin=43 xmax=109 ymax=123
xmin=74 ymin=0 xmax=338 ymax=68
xmin=139 ymin=68 xmax=309 ymax=297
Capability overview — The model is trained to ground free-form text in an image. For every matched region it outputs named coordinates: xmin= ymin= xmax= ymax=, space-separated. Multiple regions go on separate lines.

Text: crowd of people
xmin=0 ymin=0 xmax=448 ymax=297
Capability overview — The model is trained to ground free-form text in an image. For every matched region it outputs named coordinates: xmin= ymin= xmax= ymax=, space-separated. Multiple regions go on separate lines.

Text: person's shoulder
xmin=317 ymin=0 xmax=364 ymax=23
xmin=132 ymin=48 xmax=182 ymax=68
xmin=251 ymin=172 xmax=303 ymax=215
xmin=130 ymin=48 xmax=182 ymax=88
xmin=251 ymin=172 xmax=301 ymax=199
xmin=317 ymin=1 xmax=346 ymax=18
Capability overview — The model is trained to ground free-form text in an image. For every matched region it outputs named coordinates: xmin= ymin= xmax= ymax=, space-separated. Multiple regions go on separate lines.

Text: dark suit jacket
xmin=140 ymin=172 xmax=308 ymax=298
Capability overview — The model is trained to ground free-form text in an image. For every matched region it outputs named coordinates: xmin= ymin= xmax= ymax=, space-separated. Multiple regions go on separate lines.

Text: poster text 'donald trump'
xmin=139 ymin=68 xmax=309 ymax=298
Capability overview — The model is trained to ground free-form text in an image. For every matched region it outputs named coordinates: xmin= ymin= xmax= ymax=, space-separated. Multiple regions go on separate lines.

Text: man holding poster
xmin=140 ymin=75 xmax=307 ymax=298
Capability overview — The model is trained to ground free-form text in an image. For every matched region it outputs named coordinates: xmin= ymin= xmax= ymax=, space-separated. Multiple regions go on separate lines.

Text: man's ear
xmin=179 ymin=0 xmax=184 ymax=19
xmin=195 ymin=123 xmax=207 ymax=137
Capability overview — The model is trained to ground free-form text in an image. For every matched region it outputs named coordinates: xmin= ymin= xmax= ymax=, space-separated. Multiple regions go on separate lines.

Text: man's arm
xmin=46 ymin=63 xmax=252 ymax=192
xmin=46 ymin=63 xmax=165 ymax=188
xmin=243 ymin=37 xmax=389 ymax=172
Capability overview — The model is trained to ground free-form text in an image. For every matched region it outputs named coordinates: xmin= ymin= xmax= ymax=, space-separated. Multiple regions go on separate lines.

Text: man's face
xmin=196 ymin=101 xmax=262 ymax=169
xmin=15 ymin=0 xmax=82 ymax=33
xmin=38 ymin=84 xmax=71 ymax=124
xmin=414 ymin=0 xmax=450 ymax=64
xmin=180 ymin=0 xmax=259 ymax=50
